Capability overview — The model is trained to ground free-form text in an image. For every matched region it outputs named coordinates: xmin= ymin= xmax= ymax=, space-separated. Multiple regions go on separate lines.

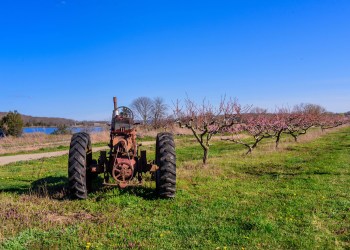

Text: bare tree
xmin=250 ymin=107 xmax=268 ymax=114
xmin=294 ymin=103 xmax=326 ymax=115
xmin=152 ymin=97 xmax=168 ymax=129
xmin=131 ymin=97 xmax=154 ymax=125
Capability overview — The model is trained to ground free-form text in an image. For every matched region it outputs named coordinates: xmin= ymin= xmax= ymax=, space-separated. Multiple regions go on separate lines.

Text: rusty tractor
xmin=68 ymin=97 xmax=176 ymax=199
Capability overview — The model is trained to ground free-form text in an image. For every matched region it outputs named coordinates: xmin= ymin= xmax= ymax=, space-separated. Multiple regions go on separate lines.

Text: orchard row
xmin=173 ymin=98 xmax=349 ymax=164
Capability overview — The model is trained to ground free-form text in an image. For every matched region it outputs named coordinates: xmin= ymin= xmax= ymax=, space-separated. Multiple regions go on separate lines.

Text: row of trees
xmin=174 ymin=98 xmax=349 ymax=164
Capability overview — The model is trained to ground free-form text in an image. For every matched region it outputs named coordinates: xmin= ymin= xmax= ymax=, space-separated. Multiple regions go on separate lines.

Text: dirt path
xmin=0 ymin=146 xmax=107 ymax=166
xmin=0 ymin=141 xmax=155 ymax=166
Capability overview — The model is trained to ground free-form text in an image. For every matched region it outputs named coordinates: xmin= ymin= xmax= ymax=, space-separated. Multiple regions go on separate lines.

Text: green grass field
xmin=0 ymin=127 xmax=349 ymax=249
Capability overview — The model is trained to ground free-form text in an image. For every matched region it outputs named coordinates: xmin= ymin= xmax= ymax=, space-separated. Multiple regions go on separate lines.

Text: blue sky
xmin=0 ymin=0 xmax=349 ymax=120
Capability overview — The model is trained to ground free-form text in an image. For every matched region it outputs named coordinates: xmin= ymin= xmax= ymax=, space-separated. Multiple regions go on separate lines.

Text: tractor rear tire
xmin=155 ymin=132 xmax=176 ymax=198
xmin=68 ymin=132 xmax=92 ymax=199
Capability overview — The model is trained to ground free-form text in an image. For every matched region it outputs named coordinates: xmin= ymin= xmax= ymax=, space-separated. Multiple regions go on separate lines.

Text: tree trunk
xmin=245 ymin=146 xmax=253 ymax=155
xmin=203 ymin=147 xmax=208 ymax=165
xmin=275 ymin=130 xmax=283 ymax=149
xmin=275 ymin=139 xmax=280 ymax=149
xmin=292 ymin=134 xmax=298 ymax=142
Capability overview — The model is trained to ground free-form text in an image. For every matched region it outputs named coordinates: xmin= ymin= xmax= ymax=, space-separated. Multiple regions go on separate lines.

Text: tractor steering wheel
xmin=117 ymin=106 xmax=134 ymax=120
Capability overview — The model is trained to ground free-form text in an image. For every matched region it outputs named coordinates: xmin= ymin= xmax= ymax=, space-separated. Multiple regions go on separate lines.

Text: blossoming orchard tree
xmin=271 ymin=109 xmax=289 ymax=149
xmin=283 ymin=104 xmax=325 ymax=142
xmin=222 ymin=103 xmax=348 ymax=154
xmin=175 ymin=98 xmax=349 ymax=161
xmin=318 ymin=113 xmax=349 ymax=131
xmin=222 ymin=111 xmax=281 ymax=154
xmin=174 ymin=97 xmax=243 ymax=165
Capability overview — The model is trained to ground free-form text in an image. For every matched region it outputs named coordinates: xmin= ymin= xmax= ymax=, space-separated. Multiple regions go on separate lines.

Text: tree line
xmin=130 ymin=96 xmax=349 ymax=165
xmin=2 ymin=97 xmax=349 ymax=150
xmin=130 ymin=97 xmax=169 ymax=128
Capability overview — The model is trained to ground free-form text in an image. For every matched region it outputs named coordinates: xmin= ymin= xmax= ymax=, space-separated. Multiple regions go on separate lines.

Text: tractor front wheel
xmin=155 ymin=132 xmax=176 ymax=198
xmin=68 ymin=132 xmax=92 ymax=199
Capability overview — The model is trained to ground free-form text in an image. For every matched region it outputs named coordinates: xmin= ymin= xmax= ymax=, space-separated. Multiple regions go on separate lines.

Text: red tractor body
xmin=68 ymin=97 xmax=176 ymax=199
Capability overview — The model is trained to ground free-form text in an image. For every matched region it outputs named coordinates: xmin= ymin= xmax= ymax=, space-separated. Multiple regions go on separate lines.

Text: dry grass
xmin=136 ymin=126 xmax=193 ymax=138
xmin=0 ymin=127 xmax=190 ymax=155
xmin=0 ymin=131 xmax=110 ymax=155
xmin=89 ymin=130 xmax=110 ymax=143
xmin=0 ymin=193 xmax=100 ymax=243
xmin=0 ymin=133 xmax=71 ymax=155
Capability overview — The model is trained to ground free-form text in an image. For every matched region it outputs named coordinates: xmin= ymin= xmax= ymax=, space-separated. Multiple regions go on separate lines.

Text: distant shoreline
xmin=23 ymin=126 xmax=105 ymax=134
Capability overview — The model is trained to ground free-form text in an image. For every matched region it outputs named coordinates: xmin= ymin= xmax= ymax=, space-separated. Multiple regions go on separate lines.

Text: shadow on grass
xmin=120 ymin=186 xmax=159 ymax=200
xmin=0 ymin=186 xmax=30 ymax=195
xmin=244 ymin=168 xmax=345 ymax=178
xmin=30 ymin=176 xmax=68 ymax=200
xmin=95 ymin=185 xmax=159 ymax=201
xmin=90 ymin=174 xmax=161 ymax=201
xmin=0 ymin=176 xmax=68 ymax=199
xmin=2 ymin=175 xmax=160 ymax=201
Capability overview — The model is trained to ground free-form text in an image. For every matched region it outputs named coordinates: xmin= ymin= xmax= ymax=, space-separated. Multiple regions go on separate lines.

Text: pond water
xmin=23 ymin=127 xmax=105 ymax=134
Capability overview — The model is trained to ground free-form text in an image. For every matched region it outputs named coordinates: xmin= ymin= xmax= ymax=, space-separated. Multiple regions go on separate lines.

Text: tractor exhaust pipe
xmin=111 ymin=97 xmax=118 ymax=131
xmin=113 ymin=97 xmax=117 ymax=112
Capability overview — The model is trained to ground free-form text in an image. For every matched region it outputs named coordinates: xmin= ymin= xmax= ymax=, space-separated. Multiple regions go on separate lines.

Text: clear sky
xmin=0 ymin=0 xmax=349 ymax=120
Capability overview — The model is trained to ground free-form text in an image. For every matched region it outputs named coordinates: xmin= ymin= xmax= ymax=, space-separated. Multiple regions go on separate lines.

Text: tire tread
xmin=68 ymin=132 xmax=92 ymax=199
xmin=156 ymin=132 xmax=176 ymax=198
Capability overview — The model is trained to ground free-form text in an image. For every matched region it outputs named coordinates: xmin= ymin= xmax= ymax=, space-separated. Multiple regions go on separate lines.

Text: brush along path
xmin=0 ymin=141 xmax=154 ymax=166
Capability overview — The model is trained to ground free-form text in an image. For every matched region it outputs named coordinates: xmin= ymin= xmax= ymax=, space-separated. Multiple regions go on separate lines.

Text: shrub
xmin=0 ymin=111 xmax=24 ymax=137
xmin=51 ymin=124 xmax=72 ymax=135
